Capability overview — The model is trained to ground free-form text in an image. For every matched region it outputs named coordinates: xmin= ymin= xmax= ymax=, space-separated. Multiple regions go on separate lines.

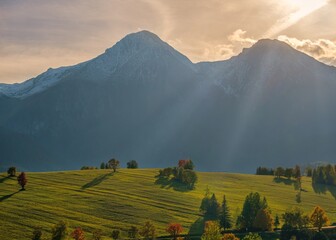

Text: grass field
xmin=1 ymin=169 xmax=336 ymax=239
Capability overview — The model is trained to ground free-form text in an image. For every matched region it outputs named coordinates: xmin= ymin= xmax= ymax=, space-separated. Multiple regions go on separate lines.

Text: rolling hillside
xmin=1 ymin=169 xmax=336 ymax=239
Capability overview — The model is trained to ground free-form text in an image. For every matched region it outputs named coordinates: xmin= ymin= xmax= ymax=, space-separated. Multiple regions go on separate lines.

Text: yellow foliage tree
xmin=201 ymin=221 xmax=222 ymax=240
xmin=222 ymin=233 xmax=240 ymax=240
xmin=310 ymin=206 xmax=330 ymax=231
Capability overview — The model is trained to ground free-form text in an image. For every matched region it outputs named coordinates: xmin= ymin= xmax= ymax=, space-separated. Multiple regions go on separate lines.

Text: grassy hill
xmin=1 ymin=169 xmax=336 ymax=239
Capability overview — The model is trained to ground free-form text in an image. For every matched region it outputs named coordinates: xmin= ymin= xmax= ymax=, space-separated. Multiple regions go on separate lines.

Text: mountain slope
xmin=1 ymin=31 xmax=336 ymax=172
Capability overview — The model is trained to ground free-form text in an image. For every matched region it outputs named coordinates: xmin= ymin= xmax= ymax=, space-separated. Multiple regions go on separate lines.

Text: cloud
xmin=277 ymin=35 xmax=336 ymax=66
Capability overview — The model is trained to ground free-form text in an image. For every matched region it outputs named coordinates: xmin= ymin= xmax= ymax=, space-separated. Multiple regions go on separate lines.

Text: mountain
xmin=1 ymin=31 xmax=336 ymax=172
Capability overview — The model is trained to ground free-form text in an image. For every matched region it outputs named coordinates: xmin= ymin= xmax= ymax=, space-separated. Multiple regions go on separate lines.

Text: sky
xmin=1 ymin=0 xmax=336 ymax=83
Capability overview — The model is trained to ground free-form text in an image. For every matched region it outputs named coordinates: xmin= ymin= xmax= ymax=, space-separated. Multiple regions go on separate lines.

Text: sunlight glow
xmin=264 ymin=0 xmax=329 ymax=38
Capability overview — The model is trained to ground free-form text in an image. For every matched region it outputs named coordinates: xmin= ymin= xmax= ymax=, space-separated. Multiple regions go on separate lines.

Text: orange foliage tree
xmin=71 ymin=227 xmax=85 ymax=240
xmin=310 ymin=206 xmax=330 ymax=231
xmin=166 ymin=223 xmax=183 ymax=240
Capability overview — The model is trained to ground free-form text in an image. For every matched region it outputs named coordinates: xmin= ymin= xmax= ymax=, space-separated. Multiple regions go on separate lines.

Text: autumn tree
xmin=310 ymin=206 xmax=330 ymax=231
xmin=253 ymin=208 xmax=273 ymax=231
xmin=111 ymin=230 xmax=120 ymax=240
xmin=127 ymin=160 xmax=138 ymax=169
xmin=139 ymin=221 xmax=156 ymax=240
xmin=201 ymin=221 xmax=222 ymax=240
xmin=222 ymin=233 xmax=239 ymax=240
xmin=32 ymin=227 xmax=42 ymax=240
xmin=51 ymin=221 xmax=67 ymax=240
xmin=7 ymin=167 xmax=16 ymax=177
xmin=17 ymin=172 xmax=27 ymax=190
xmin=166 ymin=223 xmax=183 ymax=240
xmin=71 ymin=227 xmax=85 ymax=240
xmin=108 ymin=158 xmax=120 ymax=172
xmin=220 ymin=195 xmax=232 ymax=230
xmin=242 ymin=233 xmax=262 ymax=240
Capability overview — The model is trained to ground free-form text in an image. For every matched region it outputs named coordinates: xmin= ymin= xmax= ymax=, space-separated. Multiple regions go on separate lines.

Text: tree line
xmin=157 ymin=159 xmax=198 ymax=189
xmin=198 ymin=189 xmax=331 ymax=240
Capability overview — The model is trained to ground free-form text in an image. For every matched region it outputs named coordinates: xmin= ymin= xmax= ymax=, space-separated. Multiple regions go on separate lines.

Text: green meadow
xmin=1 ymin=169 xmax=336 ymax=239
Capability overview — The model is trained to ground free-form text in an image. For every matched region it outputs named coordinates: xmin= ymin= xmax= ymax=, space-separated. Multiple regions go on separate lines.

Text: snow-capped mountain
xmin=1 ymin=31 xmax=336 ymax=172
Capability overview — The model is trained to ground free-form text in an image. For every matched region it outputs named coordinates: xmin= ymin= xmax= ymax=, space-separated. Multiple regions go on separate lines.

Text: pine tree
xmin=274 ymin=214 xmax=280 ymax=229
xmin=220 ymin=195 xmax=232 ymax=230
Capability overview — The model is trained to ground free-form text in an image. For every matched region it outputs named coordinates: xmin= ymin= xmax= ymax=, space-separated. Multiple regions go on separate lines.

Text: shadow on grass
xmin=312 ymin=182 xmax=336 ymax=200
xmin=188 ymin=217 xmax=205 ymax=235
xmin=273 ymin=177 xmax=296 ymax=185
xmin=0 ymin=190 xmax=20 ymax=202
xmin=81 ymin=172 xmax=114 ymax=189
xmin=154 ymin=176 xmax=193 ymax=192
xmin=0 ymin=176 xmax=11 ymax=183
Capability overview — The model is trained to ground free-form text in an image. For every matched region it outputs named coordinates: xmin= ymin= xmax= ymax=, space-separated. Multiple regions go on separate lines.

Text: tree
xmin=17 ymin=172 xmax=27 ymax=190
xmin=108 ymin=158 xmax=120 ymax=172
xmin=305 ymin=167 xmax=313 ymax=177
xmin=274 ymin=214 xmax=280 ymax=229
xmin=71 ymin=227 xmax=85 ymax=240
xmin=222 ymin=233 xmax=239 ymax=240
xmin=238 ymin=192 xmax=268 ymax=230
xmin=178 ymin=159 xmax=194 ymax=170
xmin=201 ymin=221 xmax=222 ymax=240
xmin=51 ymin=221 xmax=67 ymax=240
xmin=242 ymin=233 xmax=262 ymax=240
xmin=274 ymin=167 xmax=285 ymax=178
xmin=32 ymin=227 xmax=42 ymax=240
xmin=127 ymin=226 xmax=139 ymax=239
xmin=139 ymin=221 xmax=156 ymax=240
xmin=7 ymin=167 xmax=16 ymax=177
xmin=92 ymin=229 xmax=103 ymax=240
xmin=203 ymin=194 xmax=220 ymax=220
xmin=310 ymin=206 xmax=330 ymax=231
xmin=220 ymin=195 xmax=232 ymax=230
xmin=111 ymin=230 xmax=120 ymax=240
xmin=166 ymin=223 xmax=183 ymax=240
xmin=284 ymin=168 xmax=293 ymax=179
xmin=182 ymin=169 xmax=198 ymax=189
xmin=100 ymin=162 xmax=105 ymax=169
xmin=282 ymin=207 xmax=309 ymax=229
xmin=253 ymin=208 xmax=273 ymax=231
xmin=293 ymin=165 xmax=301 ymax=179
xmin=127 ymin=160 xmax=138 ymax=169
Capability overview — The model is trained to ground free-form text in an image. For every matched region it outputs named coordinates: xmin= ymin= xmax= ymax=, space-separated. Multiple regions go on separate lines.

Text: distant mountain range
xmin=1 ymin=30 xmax=336 ymax=172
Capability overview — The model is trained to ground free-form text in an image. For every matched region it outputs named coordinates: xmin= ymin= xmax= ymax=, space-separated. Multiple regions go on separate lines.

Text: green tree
xmin=274 ymin=167 xmax=285 ymax=178
xmin=282 ymin=207 xmax=309 ymax=229
xmin=92 ymin=229 xmax=103 ymax=240
xmin=182 ymin=169 xmax=198 ymax=189
xmin=7 ymin=167 xmax=16 ymax=177
xmin=100 ymin=162 xmax=105 ymax=169
xmin=139 ymin=221 xmax=156 ymax=240
xmin=111 ymin=230 xmax=120 ymax=240
xmin=242 ymin=232 xmax=262 ymax=240
xmin=220 ymin=195 xmax=232 ymax=230
xmin=238 ymin=192 xmax=268 ymax=230
xmin=293 ymin=165 xmax=301 ymax=179
xmin=108 ymin=158 xmax=120 ymax=172
xmin=310 ymin=206 xmax=330 ymax=231
xmin=51 ymin=221 xmax=67 ymax=240
xmin=127 ymin=160 xmax=138 ymax=169
xmin=127 ymin=226 xmax=139 ymax=239
xmin=202 ymin=193 xmax=220 ymax=220
xmin=32 ymin=227 xmax=42 ymax=240
xmin=274 ymin=214 xmax=280 ymax=229
xmin=201 ymin=221 xmax=222 ymax=240
xmin=253 ymin=208 xmax=273 ymax=231
xmin=284 ymin=168 xmax=293 ymax=179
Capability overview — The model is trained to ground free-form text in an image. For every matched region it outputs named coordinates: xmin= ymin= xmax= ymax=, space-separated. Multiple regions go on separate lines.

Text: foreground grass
xmin=0 ymin=169 xmax=336 ymax=239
